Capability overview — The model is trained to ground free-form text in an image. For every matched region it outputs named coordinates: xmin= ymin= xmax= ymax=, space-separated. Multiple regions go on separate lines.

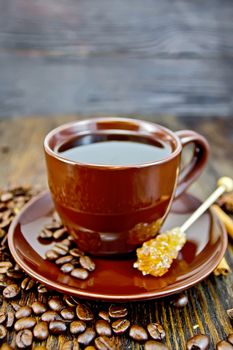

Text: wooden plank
xmin=0 ymin=0 xmax=233 ymax=57
xmin=0 ymin=53 xmax=233 ymax=117
xmin=0 ymin=0 xmax=233 ymax=117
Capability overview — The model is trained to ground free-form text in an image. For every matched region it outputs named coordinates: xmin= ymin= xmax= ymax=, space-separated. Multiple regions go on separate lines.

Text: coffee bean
xmin=13 ymin=188 xmax=27 ymax=199
xmin=95 ymin=336 xmax=116 ymax=350
xmin=61 ymin=340 xmax=80 ymax=350
xmin=129 ymin=325 xmax=148 ymax=341
xmin=1 ymin=343 xmax=14 ymax=350
xmin=11 ymin=301 xmax=20 ymax=311
xmin=95 ymin=320 xmax=112 ymax=336
xmin=45 ymin=249 xmax=59 ymax=261
xmin=186 ymin=334 xmax=210 ymax=350
xmin=49 ymin=320 xmax=67 ymax=334
xmin=109 ymin=305 xmax=128 ymax=318
xmin=21 ymin=277 xmax=35 ymax=290
xmin=15 ymin=306 xmax=32 ymax=319
xmin=53 ymin=228 xmax=67 ymax=240
xmin=0 ymin=268 xmax=6 ymax=277
xmin=0 ymin=218 xmax=11 ymax=229
xmin=6 ymin=269 xmax=24 ymax=280
xmin=48 ymin=297 xmax=64 ymax=312
xmin=6 ymin=311 xmax=15 ymax=328
xmin=216 ymin=341 xmax=233 ymax=350
xmin=0 ymin=229 xmax=5 ymax=239
xmin=1 ymin=209 xmax=12 ymax=221
xmin=1 ymin=210 xmax=12 ymax=223
xmin=70 ymin=320 xmax=87 ymax=334
xmin=71 ymin=268 xmax=89 ymax=280
xmin=33 ymin=322 xmax=49 ymax=340
xmin=14 ymin=317 xmax=36 ymax=331
xmin=70 ymin=248 xmax=84 ymax=257
xmin=40 ymin=228 xmax=53 ymax=239
xmin=228 ymin=334 xmax=233 ymax=345
xmin=16 ymin=329 xmax=33 ymax=348
xmin=61 ymin=308 xmax=75 ymax=320
xmin=56 ymin=242 xmax=70 ymax=251
xmin=98 ymin=311 xmax=110 ymax=322
xmin=37 ymin=284 xmax=48 ymax=294
xmin=55 ymin=255 xmax=73 ymax=265
xmin=0 ymin=272 xmax=6 ymax=282
xmin=78 ymin=327 xmax=96 ymax=346
xmin=31 ymin=301 xmax=47 ymax=315
xmin=0 ymin=324 xmax=7 ymax=339
xmin=53 ymin=243 xmax=69 ymax=255
xmin=0 ymin=311 xmax=6 ymax=324
xmin=71 ymin=258 xmax=81 ymax=266
xmin=64 ymin=295 xmax=79 ymax=307
xmin=0 ymin=280 xmax=7 ymax=288
xmin=227 ymin=309 xmax=233 ymax=320
xmin=61 ymin=263 xmax=75 ymax=274
xmin=0 ymin=271 xmax=5 ymax=280
xmin=15 ymin=195 xmax=27 ymax=203
xmin=41 ymin=310 xmax=62 ymax=322
xmin=145 ymin=340 xmax=169 ymax=350
xmin=0 ymin=201 xmax=7 ymax=210
xmin=147 ymin=323 xmax=166 ymax=341
xmin=80 ymin=256 xmax=96 ymax=271
xmin=3 ymin=283 xmax=20 ymax=298
xmin=0 ymin=261 xmax=13 ymax=274
xmin=76 ymin=304 xmax=94 ymax=321
xmin=112 ymin=319 xmax=130 ymax=335
xmin=61 ymin=238 xmax=72 ymax=247
xmin=171 ymin=293 xmax=188 ymax=308
xmin=1 ymin=192 xmax=13 ymax=202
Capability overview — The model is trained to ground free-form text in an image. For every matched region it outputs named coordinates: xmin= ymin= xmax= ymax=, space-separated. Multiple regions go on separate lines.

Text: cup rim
xmin=44 ymin=117 xmax=182 ymax=169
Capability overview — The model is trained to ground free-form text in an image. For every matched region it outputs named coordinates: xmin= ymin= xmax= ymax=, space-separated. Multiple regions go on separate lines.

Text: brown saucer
xmin=8 ymin=191 xmax=227 ymax=301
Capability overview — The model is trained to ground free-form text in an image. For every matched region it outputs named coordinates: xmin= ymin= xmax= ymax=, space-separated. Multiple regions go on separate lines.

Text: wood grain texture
xmin=0 ymin=115 xmax=232 ymax=349
xmin=0 ymin=0 xmax=233 ymax=117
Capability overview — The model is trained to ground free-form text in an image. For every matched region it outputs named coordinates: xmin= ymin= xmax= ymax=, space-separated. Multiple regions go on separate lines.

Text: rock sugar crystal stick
xmin=134 ymin=177 xmax=233 ymax=277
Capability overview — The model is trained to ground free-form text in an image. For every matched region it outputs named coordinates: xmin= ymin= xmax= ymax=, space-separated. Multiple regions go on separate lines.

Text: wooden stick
xmin=211 ymin=204 xmax=233 ymax=239
xmin=214 ymin=257 xmax=231 ymax=276
xmin=181 ymin=177 xmax=233 ymax=233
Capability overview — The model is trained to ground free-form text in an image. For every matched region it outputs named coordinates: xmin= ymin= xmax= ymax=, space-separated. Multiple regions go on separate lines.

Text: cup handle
xmin=174 ymin=130 xmax=209 ymax=198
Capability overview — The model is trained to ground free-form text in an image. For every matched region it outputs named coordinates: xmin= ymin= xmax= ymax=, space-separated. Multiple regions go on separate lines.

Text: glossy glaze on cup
xmin=44 ymin=118 xmax=209 ymax=255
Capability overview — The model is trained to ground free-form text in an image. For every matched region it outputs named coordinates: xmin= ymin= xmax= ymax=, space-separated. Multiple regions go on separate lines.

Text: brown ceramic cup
xmin=44 ymin=118 xmax=209 ymax=256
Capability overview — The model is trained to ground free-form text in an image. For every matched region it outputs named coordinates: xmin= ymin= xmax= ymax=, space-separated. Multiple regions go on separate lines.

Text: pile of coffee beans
xmin=0 ymin=187 xmax=171 ymax=349
xmin=0 ymin=186 xmax=233 ymax=350
xmin=39 ymin=218 xmax=96 ymax=281
xmin=0 ymin=295 xmax=174 ymax=349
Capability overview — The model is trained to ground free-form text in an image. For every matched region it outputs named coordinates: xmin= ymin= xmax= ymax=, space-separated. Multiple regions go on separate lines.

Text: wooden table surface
xmin=0 ymin=115 xmax=232 ymax=349
xmin=1 ymin=0 xmax=233 ymax=118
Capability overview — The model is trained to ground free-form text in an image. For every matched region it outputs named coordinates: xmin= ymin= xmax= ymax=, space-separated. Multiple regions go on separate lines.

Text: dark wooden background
xmin=0 ymin=0 xmax=233 ymax=118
